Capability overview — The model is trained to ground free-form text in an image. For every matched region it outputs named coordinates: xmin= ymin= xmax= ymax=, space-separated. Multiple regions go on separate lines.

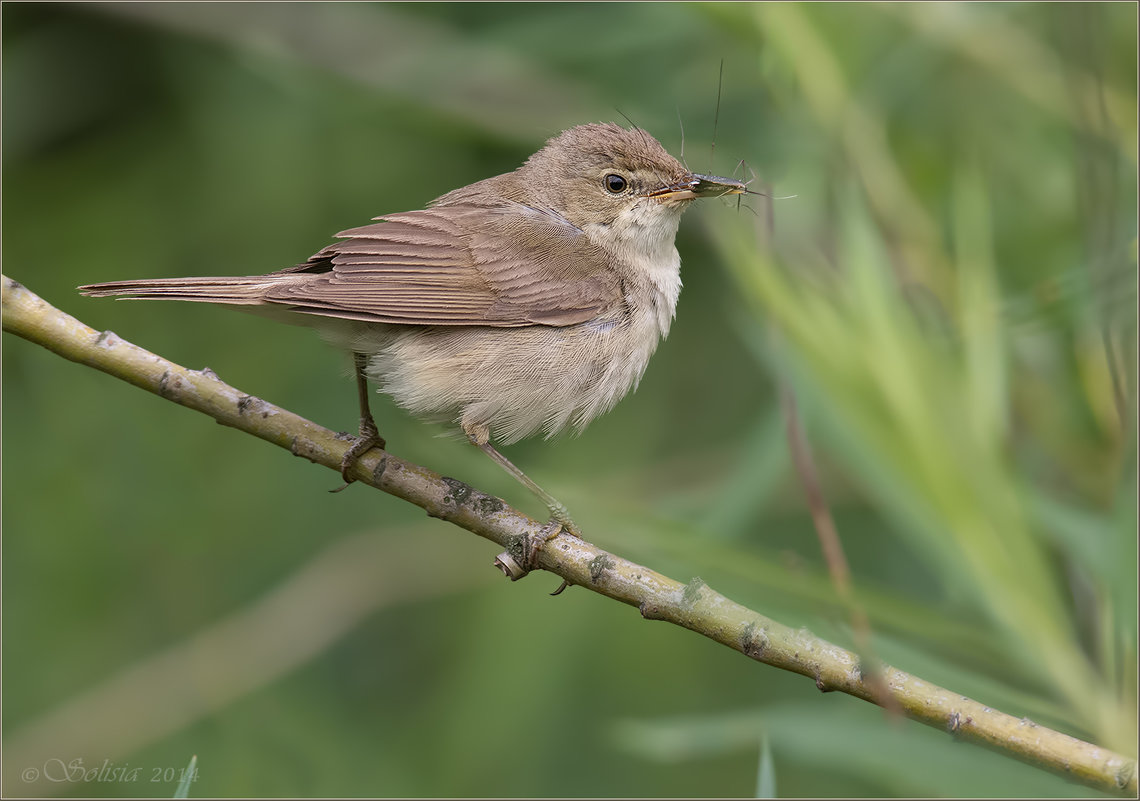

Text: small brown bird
xmin=81 ymin=123 xmax=744 ymax=534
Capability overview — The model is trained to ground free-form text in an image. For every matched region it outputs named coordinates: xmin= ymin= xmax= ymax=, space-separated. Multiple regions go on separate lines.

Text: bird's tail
xmin=78 ymin=275 xmax=280 ymax=305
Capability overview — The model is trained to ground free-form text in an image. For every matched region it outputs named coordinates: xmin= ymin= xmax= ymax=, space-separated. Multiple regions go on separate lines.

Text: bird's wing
xmin=263 ymin=203 xmax=624 ymax=327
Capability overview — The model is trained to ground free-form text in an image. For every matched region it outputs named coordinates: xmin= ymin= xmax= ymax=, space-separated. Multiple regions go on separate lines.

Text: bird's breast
xmin=330 ymin=254 xmax=682 ymax=446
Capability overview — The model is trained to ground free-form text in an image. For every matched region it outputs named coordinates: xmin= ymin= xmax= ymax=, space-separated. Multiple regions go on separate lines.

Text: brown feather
xmin=81 ymin=200 xmax=622 ymax=328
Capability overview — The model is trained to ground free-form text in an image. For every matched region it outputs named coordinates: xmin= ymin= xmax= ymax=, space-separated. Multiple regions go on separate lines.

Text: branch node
xmin=288 ymin=436 xmax=320 ymax=465
xmin=157 ymin=369 xmax=177 ymax=399
xmin=740 ymin=621 xmax=768 ymax=658
xmin=502 ymin=532 xmax=530 ymax=566
xmin=370 ymin=453 xmax=389 ymax=484
xmin=493 ymin=551 xmax=528 ymax=581
xmin=681 ymin=576 xmax=706 ymax=608
xmin=639 ymin=600 xmax=665 ymax=620
xmin=441 ymin=476 xmax=473 ymax=508
xmin=588 ymin=553 xmax=614 ymax=584
xmin=814 ymin=669 xmax=831 ymax=693
xmin=947 ymin=710 xmax=961 ymax=734
xmin=94 ymin=329 xmax=118 ymax=348
xmin=1115 ymin=761 xmax=1135 ymax=790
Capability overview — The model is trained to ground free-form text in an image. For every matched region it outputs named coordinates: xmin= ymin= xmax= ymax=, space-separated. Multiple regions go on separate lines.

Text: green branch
xmin=4 ymin=274 xmax=1135 ymax=796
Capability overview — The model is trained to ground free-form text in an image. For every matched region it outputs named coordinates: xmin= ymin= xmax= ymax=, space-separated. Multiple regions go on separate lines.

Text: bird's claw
xmin=330 ymin=418 xmax=386 ymax=493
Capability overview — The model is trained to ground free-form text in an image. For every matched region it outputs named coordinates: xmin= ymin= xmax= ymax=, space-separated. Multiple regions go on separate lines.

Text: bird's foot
xmin=330 ymin=416 xmax=386 ymax=493
xmin=531 ymin=512 xmax=583 ymax=596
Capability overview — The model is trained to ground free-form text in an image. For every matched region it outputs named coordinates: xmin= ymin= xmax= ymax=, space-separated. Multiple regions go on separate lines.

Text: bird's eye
xmin=604 ymin=173 xmax=628 ymax=194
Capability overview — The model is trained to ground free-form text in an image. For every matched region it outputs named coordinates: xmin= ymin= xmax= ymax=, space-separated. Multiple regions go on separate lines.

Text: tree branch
xmin=3 ymin=274 xmax=1135 ymax=796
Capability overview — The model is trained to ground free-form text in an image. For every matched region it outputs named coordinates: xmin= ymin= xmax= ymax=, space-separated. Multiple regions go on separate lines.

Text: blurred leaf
xmin=611 ymin=701 xmax=1106 ymax=797
xmin=756 ymin=732 xmax=777 ymax=799
xmin=172 ymin=755 xmax=197 ymax=799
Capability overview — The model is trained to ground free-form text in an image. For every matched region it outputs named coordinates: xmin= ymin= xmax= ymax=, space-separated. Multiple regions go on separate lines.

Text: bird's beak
xmin=647 ymin=173 xmax=746 ymax=201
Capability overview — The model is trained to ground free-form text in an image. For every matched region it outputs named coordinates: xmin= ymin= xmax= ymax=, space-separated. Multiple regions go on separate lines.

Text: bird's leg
xmin=465 ymin=425 xmax=582 ymax=562
xmin=474 ymin=439 xmax=580 ymax=537
xmin=331 ymin=352 xmax=387 ymax=492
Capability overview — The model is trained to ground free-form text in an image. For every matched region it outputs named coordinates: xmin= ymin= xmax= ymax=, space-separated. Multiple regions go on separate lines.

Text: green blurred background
xmin=3 ymin=2 xmax=1136 ymax=797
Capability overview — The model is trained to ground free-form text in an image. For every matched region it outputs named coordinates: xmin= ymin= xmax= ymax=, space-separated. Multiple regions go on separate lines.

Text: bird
xmin=80 ymin=122 xmax=745 ymax=537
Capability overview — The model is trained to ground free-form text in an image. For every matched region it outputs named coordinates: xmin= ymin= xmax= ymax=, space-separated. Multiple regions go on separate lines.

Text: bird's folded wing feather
xmin=263 ymin=203 xmax=623 ymax=327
